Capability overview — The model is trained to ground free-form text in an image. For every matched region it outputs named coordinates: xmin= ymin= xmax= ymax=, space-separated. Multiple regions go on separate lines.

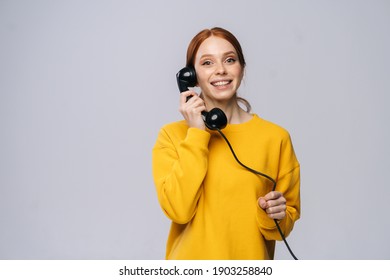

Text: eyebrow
xmin=199 ymin=51 xmax=237 ymax=60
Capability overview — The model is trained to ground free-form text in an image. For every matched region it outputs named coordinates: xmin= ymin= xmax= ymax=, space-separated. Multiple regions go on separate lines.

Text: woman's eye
xmin=202 ymin=60 xmax=212 ymax=66
xmin=226 ymin=57 xmax=236 ymax=64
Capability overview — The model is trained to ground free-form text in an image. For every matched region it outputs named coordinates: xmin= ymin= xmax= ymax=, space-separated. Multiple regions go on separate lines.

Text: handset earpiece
xmin=176 ymin=67 xmax=227 ymax=130
xmin=176 ymin=67 xmax=197 ymax=93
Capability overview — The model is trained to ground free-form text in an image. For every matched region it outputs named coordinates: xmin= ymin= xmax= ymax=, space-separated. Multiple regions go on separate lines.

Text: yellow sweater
xmin=152 ymin=114 xmax=300 ymax=259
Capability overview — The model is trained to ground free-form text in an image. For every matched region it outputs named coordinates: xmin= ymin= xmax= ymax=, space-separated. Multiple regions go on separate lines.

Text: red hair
xmin=186 ymin=27 xmax=246 ymax=68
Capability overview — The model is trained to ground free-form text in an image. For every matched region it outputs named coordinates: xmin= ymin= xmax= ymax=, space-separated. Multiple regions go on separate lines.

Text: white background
xmin=1 ymin=0 xmax=389 ymax=259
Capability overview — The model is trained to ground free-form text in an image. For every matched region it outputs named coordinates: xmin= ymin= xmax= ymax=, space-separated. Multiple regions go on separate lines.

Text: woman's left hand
xmin=258 ymin=191 xmax=286 ymax=221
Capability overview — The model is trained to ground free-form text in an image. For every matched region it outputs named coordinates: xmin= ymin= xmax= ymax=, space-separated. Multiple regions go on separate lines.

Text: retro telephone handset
xmin=176 ymin=67 xmax=227 ymax=130
xmin=176 ymin=67 xmax=298 ymax=260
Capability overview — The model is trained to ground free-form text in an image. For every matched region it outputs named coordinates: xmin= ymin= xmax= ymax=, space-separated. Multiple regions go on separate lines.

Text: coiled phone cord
xmin=216 ymin=128 xmax=299 ymax=260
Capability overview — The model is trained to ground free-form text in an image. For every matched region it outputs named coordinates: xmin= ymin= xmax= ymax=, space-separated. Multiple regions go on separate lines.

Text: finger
xmin=264 ymin=191 xmax=282 ymax=201
xmin=265 ymin=204 xmax=286 ymax=214
xmin=265 ymin=196 xmax=286 ymax=208
xmin=180 ymin=91 xmax=197 ymax=104
xmin=268 ymin=211 xmax=286 ymax=220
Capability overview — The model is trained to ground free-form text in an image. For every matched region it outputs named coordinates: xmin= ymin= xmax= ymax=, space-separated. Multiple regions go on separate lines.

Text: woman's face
xmin=194 ymin=36 xmax=244 ymax=105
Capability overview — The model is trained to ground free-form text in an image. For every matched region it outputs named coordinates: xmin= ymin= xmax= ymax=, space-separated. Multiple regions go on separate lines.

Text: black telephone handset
xmin=176 ymin=67 xmax=227 ymax=130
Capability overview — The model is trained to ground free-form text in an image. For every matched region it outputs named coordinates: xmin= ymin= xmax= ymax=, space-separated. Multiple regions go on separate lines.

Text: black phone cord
xmin=216 ymin=128 xmax=298 ymax=260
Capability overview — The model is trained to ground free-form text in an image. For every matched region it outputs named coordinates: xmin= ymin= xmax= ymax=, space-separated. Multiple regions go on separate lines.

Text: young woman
xmin=152 ymin=27 xmax=300 ymax=260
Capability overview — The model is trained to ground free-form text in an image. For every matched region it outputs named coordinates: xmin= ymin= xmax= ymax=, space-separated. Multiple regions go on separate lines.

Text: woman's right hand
xmin=179 ymin=91 xmax=207 ymax=130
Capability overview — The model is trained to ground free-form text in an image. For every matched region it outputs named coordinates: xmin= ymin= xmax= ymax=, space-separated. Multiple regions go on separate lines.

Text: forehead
xmin=196 ymin=36 xmax=237 ymax=58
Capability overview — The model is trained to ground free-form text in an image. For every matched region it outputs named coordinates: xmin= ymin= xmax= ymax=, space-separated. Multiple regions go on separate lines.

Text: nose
xmin=215 ymin=62 xmax=227 ymax=75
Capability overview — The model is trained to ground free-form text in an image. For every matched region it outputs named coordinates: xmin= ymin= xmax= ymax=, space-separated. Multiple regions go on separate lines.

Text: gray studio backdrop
xmin=1 ymin=0 xmax=389 ymax=259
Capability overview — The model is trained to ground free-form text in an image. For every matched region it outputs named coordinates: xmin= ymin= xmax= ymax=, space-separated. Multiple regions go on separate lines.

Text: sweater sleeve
xmin=152 ymin=126 xmax=211 ymax=224
xmin=256 ymin=132 xmax=301 ymax=241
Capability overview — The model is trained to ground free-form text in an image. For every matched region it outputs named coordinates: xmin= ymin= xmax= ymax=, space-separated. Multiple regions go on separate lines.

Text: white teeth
xmin=212 ymin=80 xmax=230 ymax=86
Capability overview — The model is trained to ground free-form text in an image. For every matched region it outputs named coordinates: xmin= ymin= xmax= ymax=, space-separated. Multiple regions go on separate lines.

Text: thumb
xmin=258 ymin=197 xmax=267 ymax=209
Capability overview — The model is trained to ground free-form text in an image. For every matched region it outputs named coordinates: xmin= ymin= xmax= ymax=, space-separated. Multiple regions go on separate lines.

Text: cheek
xmin=235 ymin=66 xmax=244 ymax=79
xmin=195 ymin=71 xmax=211 ymax=86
